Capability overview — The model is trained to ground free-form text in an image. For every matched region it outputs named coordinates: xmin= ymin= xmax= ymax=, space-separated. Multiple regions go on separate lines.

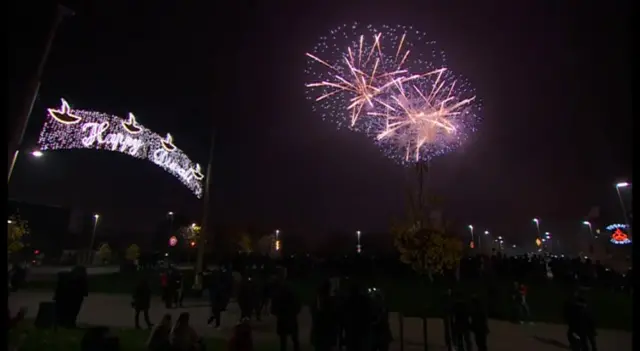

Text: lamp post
xmin=8 ymin=5 xmax=74 ymax=184
xmin=167 ymin=211 xmax=174 ymax=237
xmin=356 ymin=230 xmax=362 ymax=253
xmin=582 ymin=221 xmax=593 ymax=238
xmin=88 ymin=214 xmax=100 ymax=263
xmin=8 ymin=150 xmax=46 ymax=185
xmin=545 ymin=232 xmax=552 ymax=253
xmin=275 ymin=229 xmax=281 ymax=252
xmin=483 ymin=230 xmax=489 ymax=254
xmin=533 ymin=218 xmax=541 ymax=244
xmin=583 ymin=220 xmax=595 ymax=254
xmin=194 ymin=125 xmax=216 ymax=290
xmin=468 ymin=225 xmax=474 ymax=249
xmin=615 ymin=182 xmax=631 ymax=230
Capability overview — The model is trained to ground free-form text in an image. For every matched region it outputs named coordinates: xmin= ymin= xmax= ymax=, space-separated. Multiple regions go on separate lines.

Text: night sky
xmin=9 ymin=1 xmax=631 ymax=248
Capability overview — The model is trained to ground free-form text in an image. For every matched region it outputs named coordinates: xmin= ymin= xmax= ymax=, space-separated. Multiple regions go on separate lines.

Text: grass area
xmin=9 ymin=321 xmax=277 ymax=351
xmin=23 ymin=270 xmax=633 ymax=331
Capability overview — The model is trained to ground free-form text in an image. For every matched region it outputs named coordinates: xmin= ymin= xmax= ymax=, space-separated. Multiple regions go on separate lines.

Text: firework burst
xmin=305 ymin=23 xmax=481 ymax=164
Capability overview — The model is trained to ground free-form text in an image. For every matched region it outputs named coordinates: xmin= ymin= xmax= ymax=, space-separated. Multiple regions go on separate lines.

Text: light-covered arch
xmin=37 ymin=98 xmax=204 ymax=198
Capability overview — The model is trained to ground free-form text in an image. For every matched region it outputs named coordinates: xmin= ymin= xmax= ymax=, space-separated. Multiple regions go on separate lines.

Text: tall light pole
xmin=275 ymin=229 xmax=281 ymax=252
xmin=545 ymin=232 xmax=553 ymax=253
xmin=8 ymin=150 xmax=46 ymax=186
xmin=356 ymin=230 xmax=362 ymax=253
xmin=167 ymin=211 xmax=174 ymax=236
xmin=533 ymin=218 xmax=541 ymax=243
xmin=582 ymin=221 xmax=593 ymax=238
xmin=88 ymin=214 xmax=100 ymax=263
xmin=615 ymin=182 xmax=631 ymax=230
xmin=8 ymin=5 xmax=74 ymax=184
xmin=483 ymin=230 xmax=489 ymax=254
xmin=468 ymin=225 xmax=474 ymax=249
xmin=194 ymin=126 xmax=216 ymax=290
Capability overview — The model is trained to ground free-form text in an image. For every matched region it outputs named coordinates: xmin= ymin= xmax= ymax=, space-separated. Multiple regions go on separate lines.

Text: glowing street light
xmin=484 ymin=230 xmax=489 ymax=235
xmin=7 ymin=220 xmax=12 ymax=224
xmin=468 ymin=225 xmax=475 ymax=250
xmin=532 ymin=217 xmax=542 ymax=244
xmin=582 ymin=221 xmax=594 ymax=241
xmin=356 ymin=230 xmax=362 ymax=253
xmin=166 ymin=212 xmax=175 ymax=240
xmin=31 ymin=150 xmax=43 ymax=157
xmin=275 ymin=229 xmax=281 ymax=251
xmin=88 ymin=213 xmax=100 ymax=262
xmin=615 ymin=182 xmax=631 ymax=229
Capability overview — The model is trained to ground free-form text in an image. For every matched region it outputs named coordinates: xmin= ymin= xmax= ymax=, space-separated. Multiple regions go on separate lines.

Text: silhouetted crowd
xmin=8 ymin=251 xmax=627 ymax=351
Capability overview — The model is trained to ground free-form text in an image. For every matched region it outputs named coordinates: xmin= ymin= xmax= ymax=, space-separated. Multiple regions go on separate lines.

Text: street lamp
xmin=533 ymin=218 xmax=541 ymax=234
xmin=468 ymin=225 xmax=475 ymax=250
xmin=31 ymin=150 xmax=43 ymax=157
xmin=167 ymin=211 xmax=174 ymax=238
xmin=275 ymin=229 xmax=280 ymax=251
xmin=88 ymin=214 xmax=100 ymax=263
xmin=615 ymin=182 xmax=631 ymax=229
xmin=582 ymin=221 xmax=593 ymax=237
xmin=7 ymin=220 xmax=12 ymax=224
xmin=356 ymin=230 xmax=362 ymax=253
xmin=8 ymin=5 xmax=74 ymax=184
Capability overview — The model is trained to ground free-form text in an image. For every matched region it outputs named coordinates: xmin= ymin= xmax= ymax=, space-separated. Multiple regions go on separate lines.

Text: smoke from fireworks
xmin=305 ymin=23 xmax=481 ymax=164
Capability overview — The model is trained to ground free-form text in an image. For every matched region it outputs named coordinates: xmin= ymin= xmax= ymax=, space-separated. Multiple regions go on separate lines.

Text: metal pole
xmin=616 ymin=187 xmax=631 ymax=230
xmin=88 ymin=217 xmax=98 ymax=264
xmin=194 ymin=126 xmax=216 ymax=289
xmin=8 ymin=5 xmax=74 ymax=184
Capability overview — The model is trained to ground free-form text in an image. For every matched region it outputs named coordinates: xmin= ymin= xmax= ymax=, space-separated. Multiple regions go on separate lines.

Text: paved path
xmin=9 ymin=291 xmax=631 ymax=351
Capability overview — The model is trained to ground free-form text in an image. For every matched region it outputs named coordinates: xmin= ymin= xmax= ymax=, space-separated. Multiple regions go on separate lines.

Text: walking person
xmin=271 ymin=281 xmax=302 ymax=351
xmin=160 ymin=271 xmax=171 ymax=309
xmin=451 ymin=293 xmax=473 ymax=351
xmin=370 ymin=288 xmax=392 ymax=351
xmin=470 ymin=295 xmax=489 ymax=351
xmin=132 ymin=278 xmax=153 ymax=330
xmin=238 ymin=275 xmax=256 ymax=320
xmin=207 ymin=269 xmax=224 ymax=329
xmin=342 ymin=283 xmax=373 ymax=351
xmin=310 ymin=281 xmax=338 ymax=351
xmin=512 ymin=281 xmax=532 ymax=324
xmin=442 ymin=288 xmax=455 ymax=351
xmin=564 ymin=289 xmax=598 ymax=351
xmin=171 ymin=269 xmax=184 ymax=308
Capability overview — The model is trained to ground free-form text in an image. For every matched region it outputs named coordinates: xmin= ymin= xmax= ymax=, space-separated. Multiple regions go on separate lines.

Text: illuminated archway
xmin=37 ymin=98 xmax=204 ymax=198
